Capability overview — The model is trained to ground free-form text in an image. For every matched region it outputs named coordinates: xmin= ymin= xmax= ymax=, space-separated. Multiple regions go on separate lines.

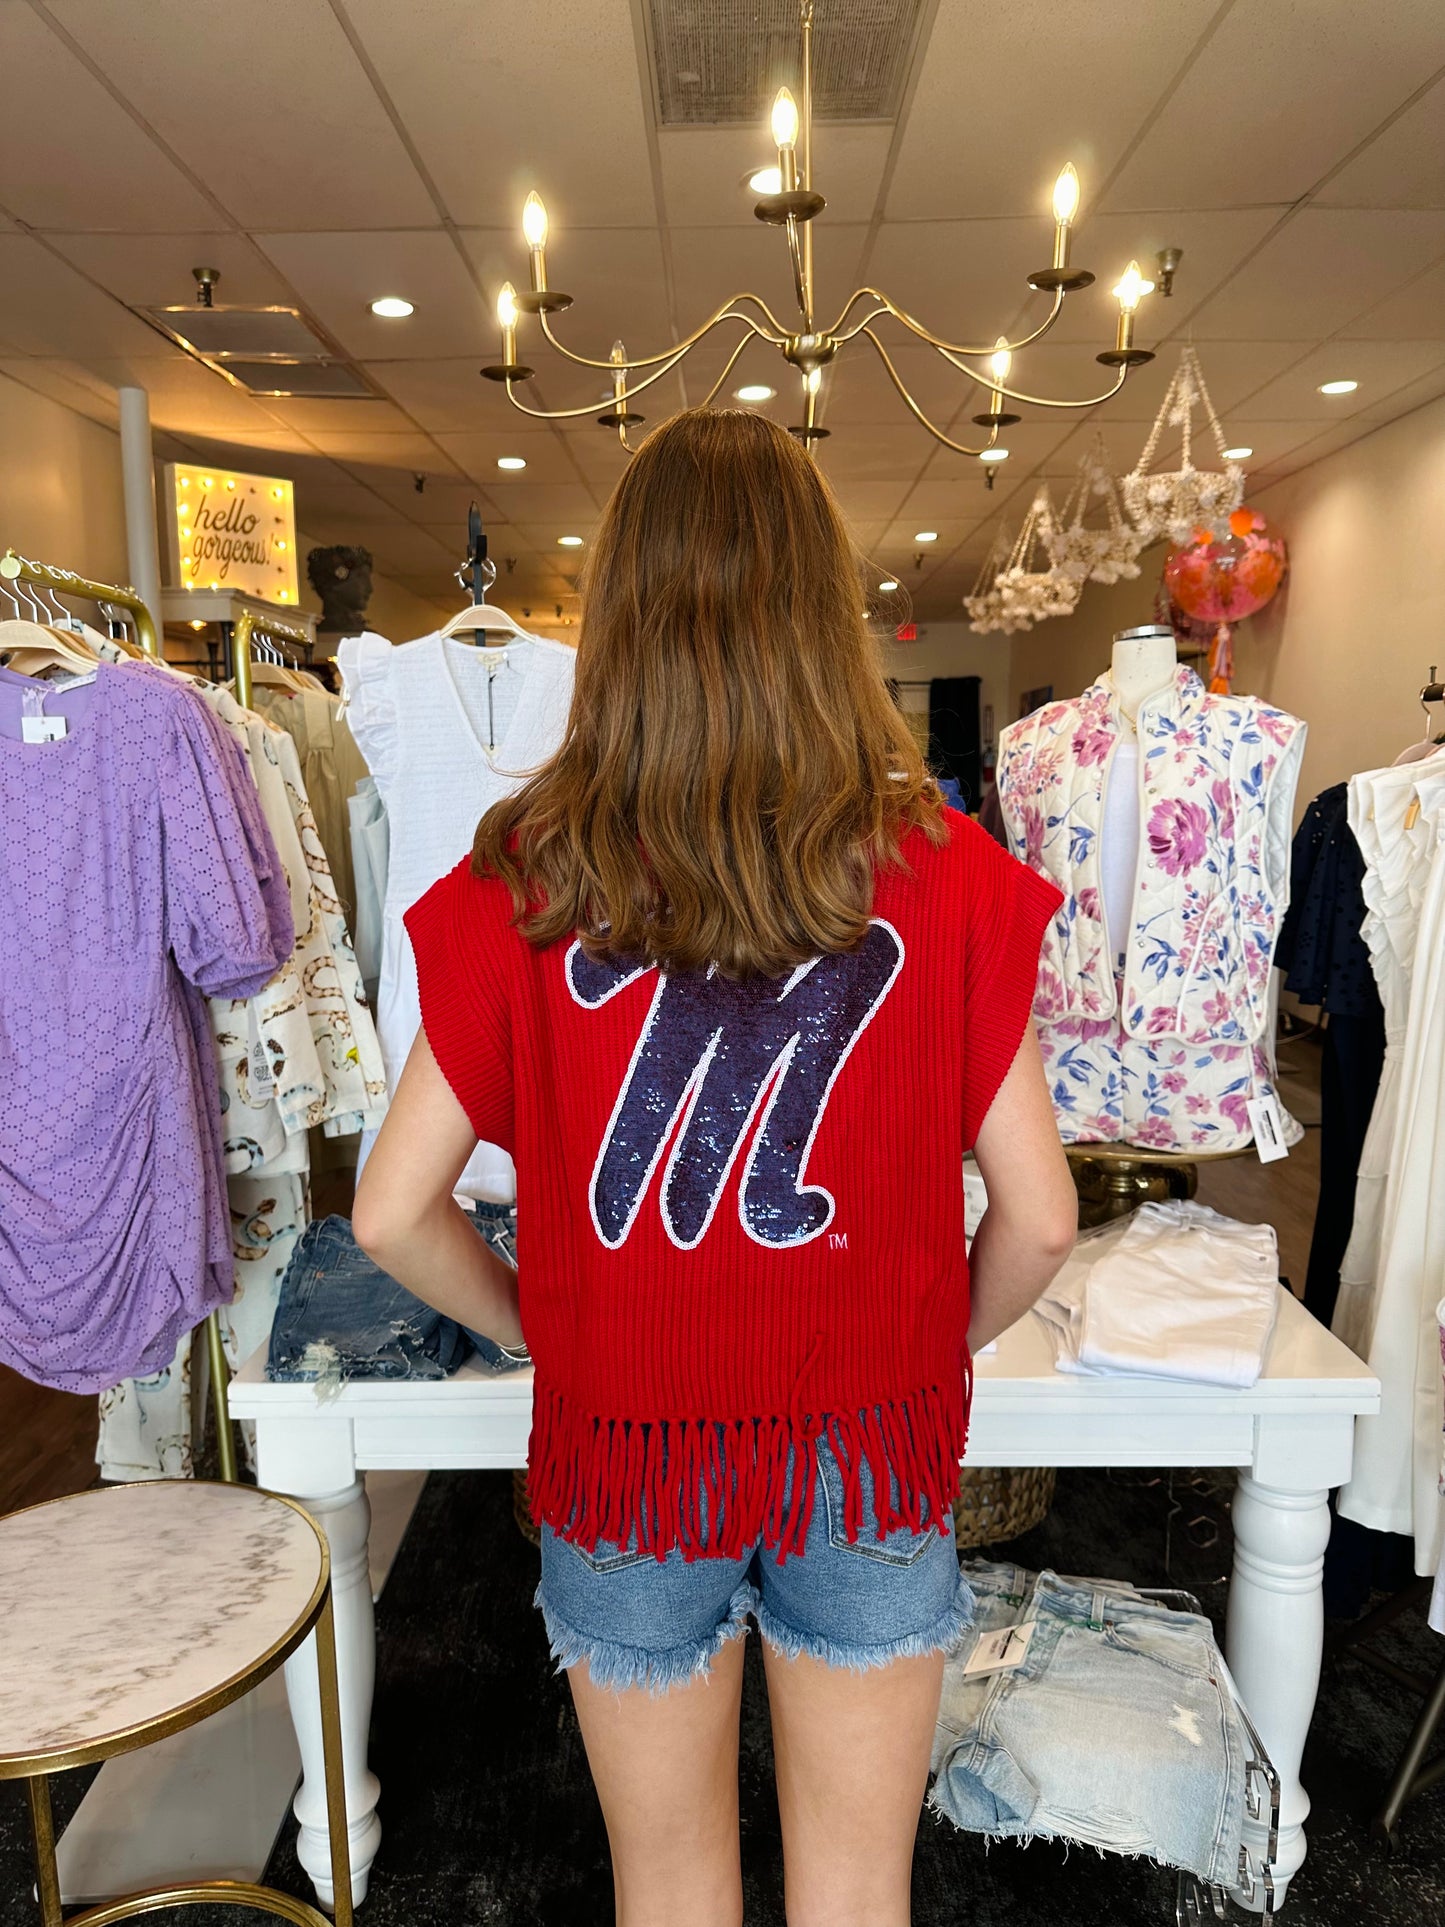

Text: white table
xmin=231 ymin=1291 xmax=1378 ymax=1910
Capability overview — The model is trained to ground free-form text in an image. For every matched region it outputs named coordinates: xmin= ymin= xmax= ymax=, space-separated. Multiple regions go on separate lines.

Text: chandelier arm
xmin=830 ymin=303 xmax=891 ymax=346
xmin=536 ymin=300 xmax=786 ymax=370
xmin=842 ymin=285 xmax=1067 ymax=359
xmin=698 ymin=329 xmax=762 ymax=409
xmin=860 ymin=328 xmax=996 ymax=457
xmin=929 ymin=349 xmax=1131 ymax=409
xmin=502 ymin=317 xmax=761 ymax=419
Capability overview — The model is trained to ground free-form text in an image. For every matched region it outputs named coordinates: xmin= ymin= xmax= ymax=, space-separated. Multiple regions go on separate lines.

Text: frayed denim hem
xmin=755 ymin=1565 xmax=976 ymax=1676
xmin=533 ymin=1577 xmax=759 ymax=1696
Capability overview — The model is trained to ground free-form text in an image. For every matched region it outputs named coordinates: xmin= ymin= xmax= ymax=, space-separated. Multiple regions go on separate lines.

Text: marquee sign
xmin=165 ymin=463 xmax=298 ymax=605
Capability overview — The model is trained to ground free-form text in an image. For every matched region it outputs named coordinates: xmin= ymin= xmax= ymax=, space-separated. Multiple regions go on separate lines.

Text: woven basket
xmin=953 ymin=1465 xmax=1056 ymax=1550
xmin=512 ymin=1467 xmax=541 ymax=1548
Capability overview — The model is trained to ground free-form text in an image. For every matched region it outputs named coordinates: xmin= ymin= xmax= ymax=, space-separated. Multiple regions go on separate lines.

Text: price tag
xmin=1247 ymin=1095 xmax=1289 ymax=1164
xmin=21 ymin=715 xmax=67 ymax=743
xmin=961 ymin=1620 xmax=1036 ymax=1678
xmin=247 ymin=1002 xmax=276 ymax=1102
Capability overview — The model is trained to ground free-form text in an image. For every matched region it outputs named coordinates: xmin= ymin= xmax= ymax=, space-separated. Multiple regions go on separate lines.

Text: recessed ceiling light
xmin=558 ymin=534 xmax=584 ymax=547
xmin=878 ymin=579 xmax=900 ymax=592
xmin=1222 ymin=446 xmax=1253 ymax=460
xmin=748 ymin=165 xmax=782 ymax=195
xmin=978 ymin=448 xmax=1010 ymax=463
xmin=496 ymin=455 xmax=527 ymax=470
xmin=370 ymin=296 xmax=414 ymax=319
xmin=1318 ymin=379 xmax=1358 ymax=395
xmin=735 ymin=383 xmax=776 ymax=403
xmin=914 ymin=530 xmax=938 ymax=543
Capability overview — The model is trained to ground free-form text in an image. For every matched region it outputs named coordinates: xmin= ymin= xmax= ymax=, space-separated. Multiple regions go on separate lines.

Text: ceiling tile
xmin=889 ymin=0 xmax=1224 ymax=222
xmin=1236 ymin=338 xmax=1445 ymax=422
xmin=66 ymin=353 xmax=297 ymax=438
xmin=45 ymin=234 xmax=294 ymax=310
xmin=0 ymin=358 xmax=117 ymax=425
xmin=262 ymin=397 xmax=415 ymax=433
xmin=1339 ymin=253 xmax=1445 ymax=339
xmin=1316 ymin=77 xmax=1445 ymax=210
xmin=364 ymin=359 xmax=552 ymax=434
xmin=1104 ymin=1 xmax=1445 ymax=210
xmin=458 ymin=228 xmax=671 ymax=361
xmin=431 ymin=429 xmax=592 ymax=489
xmin=46 ymin=0 xmax=437 ymax=228
xmin=254 ymin=231 xmax=486 ymax=359
xmin=1185 ymin=208 xmax=1445 ymax=339
xmin=0 ymin=6 xmax=218 ymax=232
xmin=300 ymin=427 xmax=456 ymax=472
xmin=302 ymin=522 xmax=457 ymax=574
xmin=658 ymin=123 xmax=893 ymax=229
xmin=481 ymin=482 xmax=601 ymax=525
xmin=339 ymin=0 xmax=656 ymax=228
xmin=0 ymin=236 xmax=178 ymax=359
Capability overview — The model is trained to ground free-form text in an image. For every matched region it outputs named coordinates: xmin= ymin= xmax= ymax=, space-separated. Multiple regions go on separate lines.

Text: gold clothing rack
xmin=232 ymin=607 xmax=315 ymax=710
xmin=0 ymin=551 xmax=160 ymax=659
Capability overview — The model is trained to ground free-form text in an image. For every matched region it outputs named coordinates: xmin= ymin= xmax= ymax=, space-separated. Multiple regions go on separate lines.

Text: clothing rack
xmin=1 ymin=550 xmax=251 ymax=1481
xmin=0 ymin=550 xmax=160 ymax=658
xmin=231 ymin=607 xmax=316 ymax=710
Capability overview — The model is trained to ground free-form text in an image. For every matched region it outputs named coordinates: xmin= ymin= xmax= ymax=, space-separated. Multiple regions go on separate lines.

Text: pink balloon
xmin=1163 ymin=509 xmax=1288 ymax=625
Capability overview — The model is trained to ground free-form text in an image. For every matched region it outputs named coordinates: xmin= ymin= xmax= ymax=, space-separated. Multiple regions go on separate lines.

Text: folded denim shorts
xmin=536 ymin=1432 xmax=973 ymax=1694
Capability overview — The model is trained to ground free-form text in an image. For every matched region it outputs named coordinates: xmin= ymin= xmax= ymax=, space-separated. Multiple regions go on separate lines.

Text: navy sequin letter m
xmin=566 ymin=921 xmax=904 ymax=1251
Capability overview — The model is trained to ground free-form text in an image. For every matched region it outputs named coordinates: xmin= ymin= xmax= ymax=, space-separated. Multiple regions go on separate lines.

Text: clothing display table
xmin=230 ymin=1290 xmax=1376 ymax=1909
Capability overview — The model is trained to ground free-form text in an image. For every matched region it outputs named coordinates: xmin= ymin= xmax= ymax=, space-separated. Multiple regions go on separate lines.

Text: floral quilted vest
xmin=997 ymin=666 xmax=1306 ymax=1152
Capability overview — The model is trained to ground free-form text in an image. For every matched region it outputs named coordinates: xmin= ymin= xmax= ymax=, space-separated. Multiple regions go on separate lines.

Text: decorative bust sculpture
xmin=306 ymin=545 xmax=374 ymax=638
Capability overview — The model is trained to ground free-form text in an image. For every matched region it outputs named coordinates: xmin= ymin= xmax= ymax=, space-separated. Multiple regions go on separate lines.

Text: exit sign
xmin=895 ymin=622 xmax=918 ymax=641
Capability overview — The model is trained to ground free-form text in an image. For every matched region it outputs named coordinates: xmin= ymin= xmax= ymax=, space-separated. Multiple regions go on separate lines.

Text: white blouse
xmin=339 ymin=628 xmax=576 ymax=1202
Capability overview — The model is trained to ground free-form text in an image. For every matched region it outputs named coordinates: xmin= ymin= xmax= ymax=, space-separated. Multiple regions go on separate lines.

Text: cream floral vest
xmin=998 ymin=666 xmax=1306 ymax=1152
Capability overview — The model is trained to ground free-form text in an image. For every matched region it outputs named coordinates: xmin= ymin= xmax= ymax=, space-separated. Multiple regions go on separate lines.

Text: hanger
xmin=440 ymin=502 xmax=530 ymax=649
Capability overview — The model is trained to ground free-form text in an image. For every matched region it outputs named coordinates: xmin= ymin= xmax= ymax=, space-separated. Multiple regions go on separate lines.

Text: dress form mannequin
xmin=1101 ymin=625 xmax=1176 ymax=964
xmin=1111 ymin=622 xmax=1177 ymax=719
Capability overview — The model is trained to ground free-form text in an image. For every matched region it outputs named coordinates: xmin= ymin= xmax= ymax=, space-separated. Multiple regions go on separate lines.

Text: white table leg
xmin=1226 ymin=1473 xmax=1332 ymax=1907
xmin=283 ymin=1480 xmax=383 ymax=1907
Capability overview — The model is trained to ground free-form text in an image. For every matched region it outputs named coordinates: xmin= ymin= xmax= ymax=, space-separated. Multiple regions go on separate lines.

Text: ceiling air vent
xmin=648 ymin=0 xmax=923 ymax=126
xmin=139 ymin=301 xmax=380 ymax=400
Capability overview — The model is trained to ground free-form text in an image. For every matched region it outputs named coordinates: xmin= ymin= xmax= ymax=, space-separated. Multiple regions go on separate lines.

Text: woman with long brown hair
xmin=355 ymin=408 xmax=1075 ymax=1925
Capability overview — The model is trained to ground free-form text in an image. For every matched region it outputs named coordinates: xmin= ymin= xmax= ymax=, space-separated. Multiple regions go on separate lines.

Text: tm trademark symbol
xmin=829 ymin=1231 xmax=849 ymax=1251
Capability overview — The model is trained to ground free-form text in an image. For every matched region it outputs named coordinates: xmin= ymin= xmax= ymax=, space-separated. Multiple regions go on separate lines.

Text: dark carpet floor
xmin=3 ymin=1463 xmax=1441 ymax=1927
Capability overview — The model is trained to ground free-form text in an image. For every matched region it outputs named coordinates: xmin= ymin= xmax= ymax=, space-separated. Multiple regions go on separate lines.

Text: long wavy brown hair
xmin=473 ymin=407 xmax=943 ymax=977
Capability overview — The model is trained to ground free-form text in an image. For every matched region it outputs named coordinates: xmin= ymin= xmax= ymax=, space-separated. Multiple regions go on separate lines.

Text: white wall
xmin=0 ymin=373 xmax=129 ymax=588
xmin=1238 ymin=393 xmax=1445 ymax=805
xmin=885 ymin=620 xmax=1013 ymax=761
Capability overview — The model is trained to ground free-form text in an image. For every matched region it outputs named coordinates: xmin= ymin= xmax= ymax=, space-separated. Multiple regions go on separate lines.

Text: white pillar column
xmin=117 ymin=386 xmax=162 ymax=633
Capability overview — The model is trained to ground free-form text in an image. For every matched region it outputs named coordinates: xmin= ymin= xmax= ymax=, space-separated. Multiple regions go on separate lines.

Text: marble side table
xmin=0 ymin=1481 xmax=353 ymax=1926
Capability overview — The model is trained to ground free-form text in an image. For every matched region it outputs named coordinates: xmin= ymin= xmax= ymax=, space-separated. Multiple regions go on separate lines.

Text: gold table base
xmin=1065 ymin=1140 xmax=1252 ymax=1228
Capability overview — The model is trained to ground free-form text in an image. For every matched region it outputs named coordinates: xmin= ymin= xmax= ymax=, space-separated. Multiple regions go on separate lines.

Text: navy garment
xmin=1275 ymin=785 xmax=1385 ymax=1328
xmin=267 ymin=1204 xmax=523 ymax=1384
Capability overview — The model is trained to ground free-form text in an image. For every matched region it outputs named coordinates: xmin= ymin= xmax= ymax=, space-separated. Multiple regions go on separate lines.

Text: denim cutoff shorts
xmin=536 ymin=1430 xmax=974 ymax=1695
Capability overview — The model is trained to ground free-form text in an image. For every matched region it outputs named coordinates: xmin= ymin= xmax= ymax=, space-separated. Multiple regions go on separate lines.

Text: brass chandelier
xmin=482 ymin=1 xmax=1159 ymax=464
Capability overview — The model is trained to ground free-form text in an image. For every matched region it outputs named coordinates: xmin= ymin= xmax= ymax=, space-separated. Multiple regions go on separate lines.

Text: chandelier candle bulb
xmin=498 ymin=282 xmax=519 ymax=364
xmin=989 ymin=337 xmax=1011 ymax=411
xmin=1110 ymin=260 xmax=1153 ymax=355
xmin=771 ymin=87 xmax=800 ymax=192
xmin=1051 ymin=162 xmax=1080 ymax=271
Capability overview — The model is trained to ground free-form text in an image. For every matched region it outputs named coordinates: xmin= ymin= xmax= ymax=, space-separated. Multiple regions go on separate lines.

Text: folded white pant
xmin=1034 ymin=1201 xmax=1281 ymax=1388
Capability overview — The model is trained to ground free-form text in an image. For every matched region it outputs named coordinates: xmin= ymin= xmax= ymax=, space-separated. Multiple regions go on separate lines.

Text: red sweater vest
xmin=407 ymin=816 xmax=1059 ymax=1561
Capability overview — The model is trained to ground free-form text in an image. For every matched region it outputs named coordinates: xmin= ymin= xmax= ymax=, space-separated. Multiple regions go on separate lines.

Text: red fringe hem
xmin=527 ymin=1363 xmax=973 ymax=1566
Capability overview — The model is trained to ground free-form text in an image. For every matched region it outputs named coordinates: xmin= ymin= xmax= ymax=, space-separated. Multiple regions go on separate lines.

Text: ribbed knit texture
xmin=407 ymin=815 xmax=1060 ymax=1560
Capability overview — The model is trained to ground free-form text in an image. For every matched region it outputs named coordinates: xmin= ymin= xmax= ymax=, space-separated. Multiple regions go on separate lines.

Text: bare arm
xmin=351 ymin=1029 xmax=525 ymax=1350
xmin=967 ymin=1021 xmax=1076 ymax=1351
